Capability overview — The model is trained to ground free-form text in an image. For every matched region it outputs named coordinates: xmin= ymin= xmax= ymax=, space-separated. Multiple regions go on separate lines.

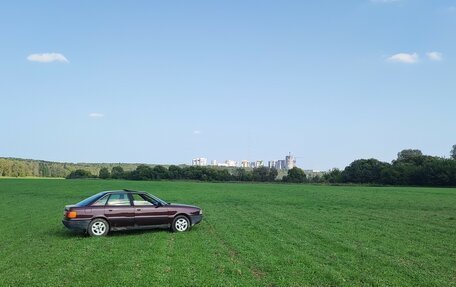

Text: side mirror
xmin=155 ymin=202 xmax=162 ymax=208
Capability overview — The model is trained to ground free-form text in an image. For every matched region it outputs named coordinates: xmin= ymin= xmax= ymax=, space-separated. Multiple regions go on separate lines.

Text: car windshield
xmin=145 ymin=193 xmax=168 ymax=205
xmin=75 ymin=192 xmax=107 ymax=207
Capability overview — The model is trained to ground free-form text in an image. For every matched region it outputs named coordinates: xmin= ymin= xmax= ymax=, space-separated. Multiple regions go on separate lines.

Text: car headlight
xmin=199 ymin=209 xmax=203 ymax=215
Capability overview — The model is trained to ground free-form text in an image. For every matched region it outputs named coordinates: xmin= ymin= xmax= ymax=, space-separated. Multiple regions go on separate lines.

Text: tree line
xmin=3 ymin=145 xmax=456 ymax=187
xmin=68 ymin=165 xmax=280 ymax=182
xmin=320 ymin=148 xmax=456 ymax=187
xmin=0 ymin=158 xmax=139 ymax=178
xmin=68 ymin=145 xmax=456 ymax=187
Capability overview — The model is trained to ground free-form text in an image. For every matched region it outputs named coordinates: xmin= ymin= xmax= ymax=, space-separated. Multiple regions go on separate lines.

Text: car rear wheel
xmin=172 ymin=215 xmax=190 ymax=232
xmin=88 ymin=218 xmax=109 ymax=236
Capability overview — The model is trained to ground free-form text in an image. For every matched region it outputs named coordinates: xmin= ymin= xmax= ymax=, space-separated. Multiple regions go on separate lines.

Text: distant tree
xmin=268 ymin=167 xmax=278 ymax=182
xmin=153 ymin=165 xmax=168 ymax=180
xmin=98 ymin=167 xmax=110 ymax=179
xmin=323 ymin=168 xmax=342 ymax=183
xmin=233 ymin=168 xmax=253 ymax=181
xmin=38 ymin=162 xmax=50 ymax=177
xmin=396 ymin=149 xmax=423 ymax=163
xmin=215 ymin=169 xmax=232 ymax=181
xmin=111 ymin=166 xmax=125 ymax=179
xmin=451 ymin=145 xmax=456 ymax=160
xmin=252 ymin=167 xmax=270 ymax=182
xmin=310 ymin=175 xmax=324 ymax=183
xmin=168 ymin=165 xmax=183 ymax=179
xmin=283 ymin=167 xmax=307 ymax=183
xmin=67 ymin=169 xmax=93 ymax=179
xmin=417 ymin=157 xmax=456 ymax=186
xmin=342 ymin=159 xmax=390 ymax=184
xmin=379 ymin=166 xmax=401 ymax=185
xmin=132 ymin=165 xmax=154 ymax=180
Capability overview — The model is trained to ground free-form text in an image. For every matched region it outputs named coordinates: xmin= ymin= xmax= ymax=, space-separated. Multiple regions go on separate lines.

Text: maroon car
xmin=62 ymin=189 xmax=203 ymax=236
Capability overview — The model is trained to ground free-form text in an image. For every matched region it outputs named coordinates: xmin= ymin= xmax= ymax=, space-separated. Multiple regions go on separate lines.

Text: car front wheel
xmin=88 ymin=218 xmax=109 ymax=236
xmin=172 ymin=215 xmax=190 ymax=232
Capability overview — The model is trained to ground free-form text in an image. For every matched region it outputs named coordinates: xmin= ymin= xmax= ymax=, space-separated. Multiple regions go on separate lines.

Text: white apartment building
xmin=225 ymin=160 xmax=237 ymax=167
xmin=192 ymin=158 xmax=207 ymax=166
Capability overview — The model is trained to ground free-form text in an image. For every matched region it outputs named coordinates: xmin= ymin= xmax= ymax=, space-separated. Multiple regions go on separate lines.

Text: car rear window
xmin=91 ymin=194 xmax=109 ymax=206
xmin=75 ymin=192 xmax=106 ymax=207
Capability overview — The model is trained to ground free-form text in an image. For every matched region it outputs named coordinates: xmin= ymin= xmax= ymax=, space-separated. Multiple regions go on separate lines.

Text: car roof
xmin=101 ymin=189 xmax=148 ymax=194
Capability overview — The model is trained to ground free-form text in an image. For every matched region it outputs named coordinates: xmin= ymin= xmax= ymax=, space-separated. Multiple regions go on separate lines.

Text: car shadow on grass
xmin=54 ymin=225 xmax=201 ymax=238
xmin=54 ymin=227 xmax=172 ymax=238
xmin=108 ymin=227 xmax=171 ymax=237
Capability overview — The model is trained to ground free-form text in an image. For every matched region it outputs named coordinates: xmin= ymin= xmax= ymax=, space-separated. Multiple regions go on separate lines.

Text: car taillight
xmin=67 ymin=211 xmax=77 ymax=218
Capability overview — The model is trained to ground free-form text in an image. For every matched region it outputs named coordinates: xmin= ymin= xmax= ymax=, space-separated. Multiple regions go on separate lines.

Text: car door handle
xmin=108 ymin=209 xmax=113 ymax=212
xmin=136 ymin=208 xmax=141 ymax=211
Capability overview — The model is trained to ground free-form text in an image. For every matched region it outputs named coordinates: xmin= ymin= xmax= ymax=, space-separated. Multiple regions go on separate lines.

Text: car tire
xmin=88 ymin=218 xmax=109 ymax=236
xmin=172 ymin=215 xmax=190 ymax=232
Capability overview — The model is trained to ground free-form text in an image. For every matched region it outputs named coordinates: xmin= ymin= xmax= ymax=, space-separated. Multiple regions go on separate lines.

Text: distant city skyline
xmin=192 ymin=154 xmax=297 ymax=170
xmin=0 ymin=1 xmax=455 ymax=170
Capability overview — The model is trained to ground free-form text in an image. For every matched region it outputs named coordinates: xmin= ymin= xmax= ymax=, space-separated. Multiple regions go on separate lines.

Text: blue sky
xmin=0 ymin=1 xmax=455 ymax=170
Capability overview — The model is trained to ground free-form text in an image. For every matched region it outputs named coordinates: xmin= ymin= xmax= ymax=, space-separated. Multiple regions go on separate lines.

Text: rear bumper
xmin=62 ymin=219 xmax=90 ymax=231
xmin=190 ymin=214 xmax=203 ymax=226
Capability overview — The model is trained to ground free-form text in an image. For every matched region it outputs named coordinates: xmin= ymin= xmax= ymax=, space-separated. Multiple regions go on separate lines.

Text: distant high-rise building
xmin=192 ymin=158 xmax=207 ymax=166
xmin=241 ymin=160 xmax=249 ymax=168
xmin=268 ymin=160 xmax=277 ymax=169
xmin=255 ymin=160 xmax=264 ymax=168
xmin=211 ymin=160 xmax=217 ymax=166
xmin=276 ymin=160 xmax=286 ymax=170
xmin=285 ymin=153 xmax=296 ymax=170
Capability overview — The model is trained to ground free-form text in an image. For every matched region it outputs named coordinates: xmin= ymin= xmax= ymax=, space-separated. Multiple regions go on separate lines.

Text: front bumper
xmin=190 ymin=214 xmax=203 ymax=226
xmin=62 ymin=219 xmax=90 ymax=231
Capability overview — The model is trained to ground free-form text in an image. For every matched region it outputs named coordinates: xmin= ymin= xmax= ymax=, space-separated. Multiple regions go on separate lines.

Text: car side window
xmin=91 ymin=194 xmax=109 ymax=206
xmin=106 ymin=193 xmax=131 ymax=206
xmin=132 ymin=194 xmax=154 ymax=206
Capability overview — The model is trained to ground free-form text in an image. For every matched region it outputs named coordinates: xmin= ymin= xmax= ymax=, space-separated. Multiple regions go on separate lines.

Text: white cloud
xmin=427 ymin=51 xmax=443 ymax=61
xmin=193 ymin=130 xmax=201 ymax=135
xmin=387 ymin=53 xmax=419 ymax=64
xmin=89 ymin=113 xmax=104 ymax=118
xmin=27 ymin=53 xmax=69 ymax=63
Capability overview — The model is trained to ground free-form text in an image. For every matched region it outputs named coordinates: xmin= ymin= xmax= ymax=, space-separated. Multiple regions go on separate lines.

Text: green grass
xmin=0 ymin=179 xmax=455 ymax=286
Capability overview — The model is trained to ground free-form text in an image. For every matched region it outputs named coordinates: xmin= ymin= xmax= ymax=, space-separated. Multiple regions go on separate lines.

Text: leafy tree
xmin=451 ymin=144 xmax=456 ymax=160
xmin=323 ymin=168 xmax=342 ymax=183
xmin=233 ymin=168 xmax=253 ymax=181
xmin=67 ymin=169 xmax=93 ymax=179
xmin=99 ymin=167 xmax=110 ymax=179
xmin=310 ymin=175 xmax=324 ymax=183
xmin=268 ymin=167 xmax=278 ymax=182
xmin=168 ymin=165 xmax=183 ymax=179
xmin=131 ymin=165 xmax=154 ymax=180
xmin=342 ymin=159 xmax=390 ymax=184
xmin=283 ymin=167 xmax=307 ymax=183
xmin=396 ymin=149 xmax=423 ymax=163
xmin=252 ymin=167 xmax=270 ymax=182
xmin=215 ymin=169 xmax=232 ymax=181
xmin=153 ymin=165 xmax=168 ymax=180
xmin=111 ymin=166 xmax=125 ymax=179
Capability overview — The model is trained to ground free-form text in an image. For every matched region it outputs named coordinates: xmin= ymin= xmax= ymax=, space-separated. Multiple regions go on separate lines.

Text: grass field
xmin=0 ymin=179 xmax=455 ymax=286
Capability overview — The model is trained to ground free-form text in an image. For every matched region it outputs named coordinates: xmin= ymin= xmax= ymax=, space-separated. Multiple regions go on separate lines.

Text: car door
xmin=104 ymin=193 xmax=135 ymax=228
xmin=131 ymin=193 xmax=169 ymax=226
